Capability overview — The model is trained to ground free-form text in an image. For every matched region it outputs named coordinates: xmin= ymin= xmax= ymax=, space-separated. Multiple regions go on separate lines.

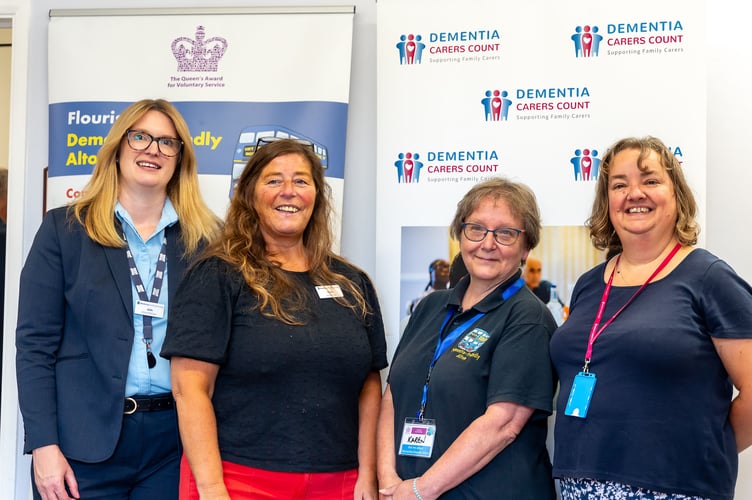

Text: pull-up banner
xmin=376 ymin=0 xmax=706 ymax=351
xmin=48 ymin=7 xmax=355 ymax=245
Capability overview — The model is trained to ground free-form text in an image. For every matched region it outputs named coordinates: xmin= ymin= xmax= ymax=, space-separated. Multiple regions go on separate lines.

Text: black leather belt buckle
xmin=124 ymin=397 xmax=138 ymax=415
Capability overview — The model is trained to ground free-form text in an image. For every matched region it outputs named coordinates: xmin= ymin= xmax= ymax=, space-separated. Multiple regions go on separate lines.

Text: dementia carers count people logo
xmin=571 ymin=19 xmax=686 ymax=58
xmin=571 ymin=25 xmax=604 ymax=58
xmin=482 ymin=90 xmax=512 ymax=121
xmin=396 ymin=34 xmax=426 ymax=64
xmin=395 ymin=28 xmax=501 ymax=66
xmin=394 ymin=152 xmax=425 ymax=183
xmin=569 ymin=148 xmax=601 ymax=181
xmin=484 ymin=85 xmax=592 ymax=122
xmin=393 ymin=149 xmax=501 ymax=185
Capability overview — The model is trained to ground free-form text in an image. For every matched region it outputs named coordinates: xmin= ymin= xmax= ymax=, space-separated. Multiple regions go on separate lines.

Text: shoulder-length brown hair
xmin=450 ymin=177 xmax=542 ymax=252
xmin=587 ymin=136 xmax=698 ymax=253
xmin=72 ymin=98 xmax=219 ymax=255
xmin=203 ymin=138 xmax=369 ymax=325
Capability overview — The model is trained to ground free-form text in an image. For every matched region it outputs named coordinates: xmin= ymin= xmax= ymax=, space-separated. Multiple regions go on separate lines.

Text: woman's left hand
xmin=354 ymin=473 xmax=378 ymax=500
xmin=379 ymin=478 xmax=436 ymax=500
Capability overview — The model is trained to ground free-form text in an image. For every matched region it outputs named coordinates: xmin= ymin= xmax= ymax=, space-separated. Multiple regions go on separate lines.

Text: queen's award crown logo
xmin=171 ymin=26 xmax=228 ymax=72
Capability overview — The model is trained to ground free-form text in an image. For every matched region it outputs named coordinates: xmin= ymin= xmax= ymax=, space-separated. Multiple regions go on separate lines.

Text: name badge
xmin=135 ymin=300 xmax=165 ymax=318
xmin=398 ymin=418 xmax=436 ymax=458
xmin=564 ymin=371 xmax=597 ymax=418
xmin=316 ymin=285 xmax=344 ymax=299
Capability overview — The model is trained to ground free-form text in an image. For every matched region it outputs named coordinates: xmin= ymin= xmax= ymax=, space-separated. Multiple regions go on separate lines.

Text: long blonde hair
xmin=203 ymin=138 xmax=369 ymax=326
xmin=72 ymin=99 xmax=219 ymax=254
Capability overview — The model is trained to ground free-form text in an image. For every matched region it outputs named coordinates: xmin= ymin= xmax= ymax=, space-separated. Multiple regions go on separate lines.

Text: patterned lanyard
xmin=123 ymin=233 xmax=168 ymax=369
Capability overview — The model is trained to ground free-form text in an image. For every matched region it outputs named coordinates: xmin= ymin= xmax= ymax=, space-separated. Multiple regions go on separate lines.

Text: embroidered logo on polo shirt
xmin=452 ymin=327 xmax=490 ymax=361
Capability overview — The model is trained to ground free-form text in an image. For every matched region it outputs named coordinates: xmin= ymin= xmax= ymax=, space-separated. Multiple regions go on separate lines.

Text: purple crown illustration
xmin=171 ymin=26 xmax=228 ymax=72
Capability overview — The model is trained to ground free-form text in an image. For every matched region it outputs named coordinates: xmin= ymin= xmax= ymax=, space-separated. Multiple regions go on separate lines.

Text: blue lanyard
xmin=416 ymin=277 xmax=525 ymax=419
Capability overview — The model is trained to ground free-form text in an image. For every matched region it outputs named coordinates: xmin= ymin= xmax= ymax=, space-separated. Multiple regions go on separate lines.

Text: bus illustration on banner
xmin=230 ymin=125 xmax=329 ymax=197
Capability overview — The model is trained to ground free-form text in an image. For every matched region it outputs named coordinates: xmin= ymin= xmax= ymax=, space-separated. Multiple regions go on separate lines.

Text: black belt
xmin=124 ymin=394 xmax=175 ymax=415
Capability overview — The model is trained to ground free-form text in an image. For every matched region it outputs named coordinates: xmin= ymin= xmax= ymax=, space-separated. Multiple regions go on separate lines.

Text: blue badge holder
xmin=564 ymin=371 xmax=597 ymax=418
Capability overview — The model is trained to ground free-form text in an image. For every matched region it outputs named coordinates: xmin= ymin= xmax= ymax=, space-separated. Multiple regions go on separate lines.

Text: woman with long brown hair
xmin=163 ymin=138 xmax=387 ymax=500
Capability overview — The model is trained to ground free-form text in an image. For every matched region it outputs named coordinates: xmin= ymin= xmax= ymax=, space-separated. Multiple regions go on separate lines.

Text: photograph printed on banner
xmin=399 ymin=225 xmax=604 ymax=333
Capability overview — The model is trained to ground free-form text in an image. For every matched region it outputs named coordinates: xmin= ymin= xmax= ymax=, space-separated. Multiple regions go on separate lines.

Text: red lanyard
xmin=583 ymin=243 xmax=681 ymax=372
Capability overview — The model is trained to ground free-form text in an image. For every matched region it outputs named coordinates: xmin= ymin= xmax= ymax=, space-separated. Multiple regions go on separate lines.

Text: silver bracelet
xmin=412 ymin=477 xmax=424 ymax=500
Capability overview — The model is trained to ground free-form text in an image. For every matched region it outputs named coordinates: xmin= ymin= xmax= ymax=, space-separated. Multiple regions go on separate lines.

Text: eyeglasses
xmin=125 ymin=130 xmax=183 ymax=157
xmin=255 ymin=136 xmax=315 ymax=151
xmin=461 ymin=223 xmax=525 ymax=246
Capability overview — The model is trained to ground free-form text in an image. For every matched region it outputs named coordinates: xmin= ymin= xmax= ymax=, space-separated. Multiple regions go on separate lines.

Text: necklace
xmin=614 ymin=242 xmax=683 ymax=285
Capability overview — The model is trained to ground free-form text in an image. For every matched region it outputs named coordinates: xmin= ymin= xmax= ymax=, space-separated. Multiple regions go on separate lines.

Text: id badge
xmin=135 ymin=300 xmax=165 ymax=318
xmin=398 ymin=418 xmax=436 ymax=458
xmin=564 ymin=371 xmax=597 ymax=418
xmin=315 ymin=285 xmax=343 ymax=299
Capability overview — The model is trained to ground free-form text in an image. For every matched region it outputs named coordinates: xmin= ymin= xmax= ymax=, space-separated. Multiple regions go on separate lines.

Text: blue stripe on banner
xmin=49 ymin=100 xmax=348 ymax=179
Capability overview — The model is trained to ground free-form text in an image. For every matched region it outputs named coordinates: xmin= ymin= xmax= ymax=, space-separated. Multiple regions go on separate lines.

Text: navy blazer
xmin=16 ymin=206 xmax=190 ymax=462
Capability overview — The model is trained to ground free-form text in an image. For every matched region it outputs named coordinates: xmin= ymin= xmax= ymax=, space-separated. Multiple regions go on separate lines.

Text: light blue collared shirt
xmin=115 ymin=198 xmax=178 ymax=396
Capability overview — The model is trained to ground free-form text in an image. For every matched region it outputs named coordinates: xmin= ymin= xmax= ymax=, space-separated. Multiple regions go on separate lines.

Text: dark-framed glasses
xmin=125 ymin=130 xmax=183 ymax=157
xmin=461 ymin=223 xmax=525 ymax=246
xmin=255 ymin=136 xmax=315 ymax=151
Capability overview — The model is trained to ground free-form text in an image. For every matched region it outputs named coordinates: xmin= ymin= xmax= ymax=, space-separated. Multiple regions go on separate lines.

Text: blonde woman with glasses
xmin=16 ymin=98 xmax=219 ymax=499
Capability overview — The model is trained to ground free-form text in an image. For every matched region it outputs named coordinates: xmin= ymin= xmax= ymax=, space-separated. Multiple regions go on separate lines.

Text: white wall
xmin=1 ymin=0 xmax=750 ymax=498
xmin=706 ymin=5 xmax=752 ymax=495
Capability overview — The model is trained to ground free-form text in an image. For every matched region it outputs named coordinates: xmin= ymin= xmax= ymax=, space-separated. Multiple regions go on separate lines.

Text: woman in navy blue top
xmin=551 ymin=136 xmax=752 ymax=500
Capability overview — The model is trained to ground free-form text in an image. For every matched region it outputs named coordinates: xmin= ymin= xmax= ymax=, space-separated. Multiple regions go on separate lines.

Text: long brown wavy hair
xmin=202 ymin=138 xmax=369 ymax=325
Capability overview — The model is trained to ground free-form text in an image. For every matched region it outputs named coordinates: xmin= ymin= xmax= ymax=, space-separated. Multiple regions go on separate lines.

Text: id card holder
xmin=135 ymin=300 xmax=165 ymax=318
xmin=398 ymin=418 xmax=436 ymax=458
xmin=564 ymin=371 xmax=597 ymax=418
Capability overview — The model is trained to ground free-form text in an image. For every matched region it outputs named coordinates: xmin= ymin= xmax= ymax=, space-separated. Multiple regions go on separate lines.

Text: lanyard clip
xmin=582 ymin=359 xmax=591 ymax=373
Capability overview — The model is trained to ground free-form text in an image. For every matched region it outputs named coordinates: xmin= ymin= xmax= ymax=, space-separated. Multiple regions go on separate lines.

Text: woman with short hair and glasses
xmin=377 ymin=178 xmax=557 ymax=500
xmin=162 ymin=138 xmax=388 ymax=499
xmin=16 ymin=98 xmax=220 ymax=499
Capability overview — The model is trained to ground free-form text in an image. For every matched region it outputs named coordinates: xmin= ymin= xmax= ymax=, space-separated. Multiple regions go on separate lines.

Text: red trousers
xmin=179 ymin=454 xmax=358 ymax=500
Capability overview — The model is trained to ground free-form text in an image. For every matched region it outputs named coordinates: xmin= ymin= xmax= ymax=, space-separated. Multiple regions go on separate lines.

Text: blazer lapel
xmin=103 ymin=243 xmax=134 ymax=320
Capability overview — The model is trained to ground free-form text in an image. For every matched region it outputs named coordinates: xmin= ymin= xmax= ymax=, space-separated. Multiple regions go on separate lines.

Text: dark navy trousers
xmin=32 ymin=409 xmax=181 ymax=499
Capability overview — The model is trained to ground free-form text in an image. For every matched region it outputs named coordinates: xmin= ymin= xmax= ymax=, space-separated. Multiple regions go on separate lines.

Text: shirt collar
xmin=115 ymin=197 xmax=178 ymax=241
xmin=448 ymin=269 xmax=523 ymax=313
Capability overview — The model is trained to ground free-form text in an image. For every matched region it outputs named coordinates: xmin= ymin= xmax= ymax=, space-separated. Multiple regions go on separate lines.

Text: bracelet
xmin=412 ymin=477 xmax=424 ymax=500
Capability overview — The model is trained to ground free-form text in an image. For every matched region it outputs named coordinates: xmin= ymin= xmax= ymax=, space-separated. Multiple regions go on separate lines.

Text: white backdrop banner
xmin=48 ymin=8 xmax=354 ymax=246
xmin=376 ymin=0 xmax=706 ymax=352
